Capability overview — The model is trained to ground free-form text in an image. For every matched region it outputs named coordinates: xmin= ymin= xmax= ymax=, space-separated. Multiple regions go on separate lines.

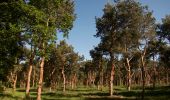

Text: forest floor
xmin=0 ymin=85 xmax=170 ymax=100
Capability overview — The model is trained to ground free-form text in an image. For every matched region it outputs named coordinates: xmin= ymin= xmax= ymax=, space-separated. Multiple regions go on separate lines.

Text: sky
xmin=58 ymin=0 xmax=170 ymax=60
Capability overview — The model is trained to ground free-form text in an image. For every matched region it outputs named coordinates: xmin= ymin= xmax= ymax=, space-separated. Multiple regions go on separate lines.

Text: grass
xmin=0 ymin=85 xmax=170 ymax=100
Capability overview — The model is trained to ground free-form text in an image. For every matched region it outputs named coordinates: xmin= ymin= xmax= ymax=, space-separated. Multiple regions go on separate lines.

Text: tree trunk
xmin=101 ymin=68 xmax=104 ymax=91
xmin=126 ymin=58 xmax=131 ymax=91
xmin=71 ymin=73 xmax=76 ymax=89
xmin=89 ymin=72 xmax=92 ymax=86
xmin=26 ymin=59 xmax=33 ymax=97
xmin=152 ymin=55 xmax=156 ymax=89
xmin=98 ymin=60 xmax=103 ymax=91
xmin=110 ymin=57 xmax=115 ymax=96
xmin=32 ymin=66 xmax=35 ymax=88
xmin=71 ymin=80 xmax=74 ymax=90
xmin=13 ymin=74 xmax=17 ymax=91
xmin=141 ymin=55 xmax=145 ymax=100
xmin=37 ymin=57 xmax=45 ymax=100
xmin=62 ymin=67 xmax=66 ymax=93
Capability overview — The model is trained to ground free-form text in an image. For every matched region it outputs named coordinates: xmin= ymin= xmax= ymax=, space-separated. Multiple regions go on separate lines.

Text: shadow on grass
xmin=31 ymin=86 xmax=170 ymax=100
xmin=83 ymin=86 xmax=170 ymax=100
xmin=0 ymin=93 xmax=23 ymax=100
xmin=132 ymin=85 xmax=170 ymax=91
xmin=116 ymin=86 xmax=170 ymax=100
xmin=17 ymin=88 xmax=37 ymax=92
xmin=1 ymin=86 xmax=170 ymax=100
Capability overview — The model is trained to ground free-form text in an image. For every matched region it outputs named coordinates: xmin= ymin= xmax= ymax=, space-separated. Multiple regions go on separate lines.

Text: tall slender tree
xmin=95 ymin=3 xmax=121 ymax=96
xmin=27 ymin=0 xmax=75 ymax=99
xmin=138 ymin=7 xmax=155 ymax=100
xmin=95 ymin=0 xmax=155 ymax=96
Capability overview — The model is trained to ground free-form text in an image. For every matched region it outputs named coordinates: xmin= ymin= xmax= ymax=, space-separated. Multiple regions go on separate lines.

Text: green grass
xmin=0 ymin=85 xmax=170 ymax=100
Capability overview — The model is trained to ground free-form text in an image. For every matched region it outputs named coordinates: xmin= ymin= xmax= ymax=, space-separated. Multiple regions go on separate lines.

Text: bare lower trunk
xmin=49 ymin=87 xmax=52 ymax=92
xmin=37 ymin=57 xmax=45 ymax=100
xmin=32 ymin=65 xmax=35 ymax=88
xmin=98 ymin=70 xmax=104 ymax=91
xmin=26 ymin=63 xmax=33 ymax=97
xmin=98 ymin=60 xmax=103 ymax=91
xmin=13 ymin=74 xmax=17 ymax=91
xmin=71 ymin=81 xmax=74 ymax=89
xmin=89 ymin=72 xmax=92 ymax=86
xmin=62 ymin=67 xmax=66 ymax=93
xmin=126 ymin=58 xmax=131 ymax=91
xmin=152 ymin=55 xmax=156 ymax=89
xmin=110 ymin=72 xmax=113 ymax=96
xmin=110 ymin=63 xmax=114 ymax=96
xmin=119 ymin=74 xmax=122 ymax=86
xmin=101 ymin=69 xmax=104 ymax=91
xmin=71 ymin=73 xmax=76 ymax=89
xmin=141 ymin=55 xmax=145 ymax=100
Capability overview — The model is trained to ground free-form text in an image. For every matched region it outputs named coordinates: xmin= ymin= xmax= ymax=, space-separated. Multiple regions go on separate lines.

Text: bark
xmin=32 ymin=66 xmax=35 ymax=88
xmin=92 ymin=72 xmax=95 ymax=87
xmin=110 ymin=63 xmax=114 ymax=96
xmin=71 ymin=73 xmax=76 ymax=89
xmin=62 ymin=67 xmax=66 ymax=93
xmin=37 ymin=18 xmax=48 ymax=100
xmin=146 ymin=71 xmax=151 ymax=86
xmin=141 ymin=55 xmax=145 ymax=100
xmin=152 ymin=55 xmax=156 ymax=89
xmin=99 ymin=60 xmax=104 ymax=91
xmin=9 ymin=72 xmax=17 ymax=91
xmin=98 ymin=60 xmax=101 ymax=90
xmin=101 ymin=68 xmax=104 ymax=91
xmin=37 ymin=57 xmax=45 ymax=100
xmin=126 ymin=58 xmax=131 ymax=91
xmin=119 ymin=74 xmax=122 ymax=86
xmin=71 ymin=80 xmax=74 ymax=89
xmin=13 ymin=74 xmax=17 ymax=91
xmin=49 ymin=87 xmax=52 ymax=92
xmin=109 ymin=54 xmax=115 ymax=96
xmin=89 ymin=72 xmax=92 ymax=86
xmin=49 ymin=67 xmax=56 ymax=91
xmin=26 ymin=56 xmax=33 ymax=97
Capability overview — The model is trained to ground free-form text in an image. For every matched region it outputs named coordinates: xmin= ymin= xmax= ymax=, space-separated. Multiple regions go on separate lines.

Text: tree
xmin=23 ymin=5 xmax=46 ymax=97
xmin=94 ymin=0 xmax=155 ymax=95
xmin=57 ymin=40 xmax=75 ymax=92
xmin=27 ymin=0 xmax=75 ymax=99
xmin=67 ymin=51 xmax=82 ymax=89
xmin=95 ymin=2 xmax=121 ymax=96
xmin=114 ymin=0 xmax=144 ymax=91
xmin=90 ymin=44 xmax=104 ymax=90
xmin=84 ymin=60 xmax=96 ymax=87
xmin=0 ymin=0 xmax=27 ymax=87
xmin=137 ymin=7 xmax=155 ymax=100
xmin=146 ymin=40 xmax=162 ymax=88
xmin=44 ymin=40 xmax=81 ymax=91
xmin=44 ymin=46 xmax=61 ymax=92
xmin=157 ymin=15 xmax=170 ymax=85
